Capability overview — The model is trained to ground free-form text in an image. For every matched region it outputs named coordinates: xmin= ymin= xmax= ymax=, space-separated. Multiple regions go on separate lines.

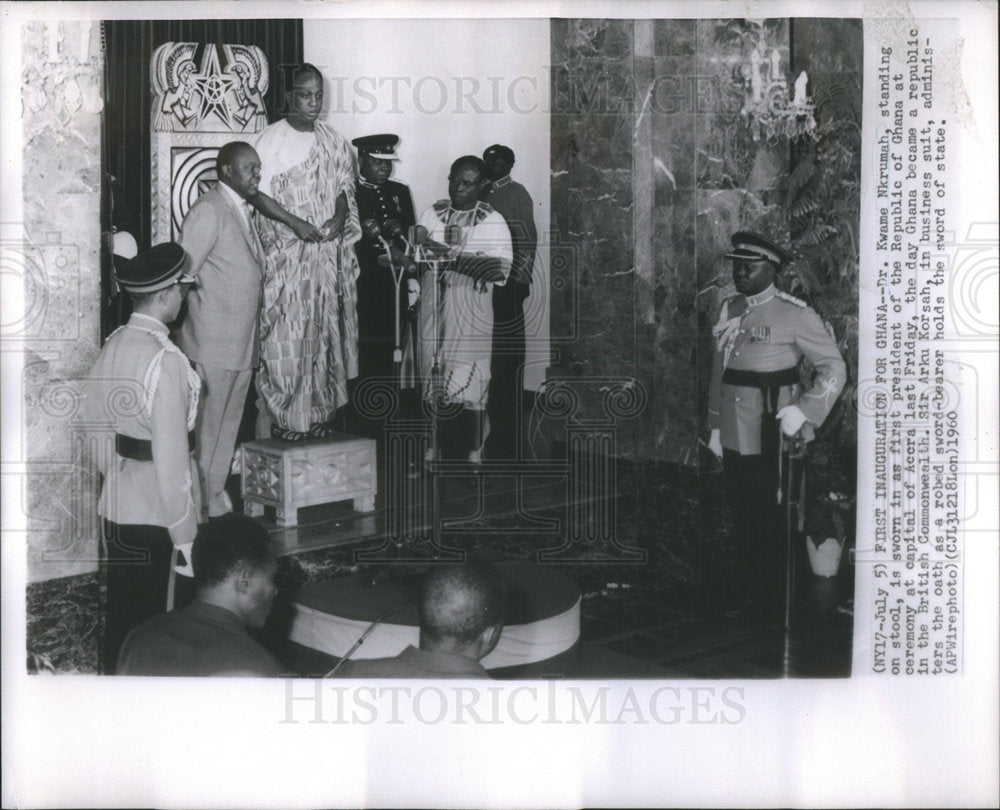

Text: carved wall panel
xmin=149 ymin=42 xmax=269 ymax=242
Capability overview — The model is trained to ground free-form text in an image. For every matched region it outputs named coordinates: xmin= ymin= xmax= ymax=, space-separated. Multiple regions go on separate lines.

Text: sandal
xmin=307 ymin=421 xmax=339 ymax=439
xmin=271 ymin=425 xmax=311 ymax=442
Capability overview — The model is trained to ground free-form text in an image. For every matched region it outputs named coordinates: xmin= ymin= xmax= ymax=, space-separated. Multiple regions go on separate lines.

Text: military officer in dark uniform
xmin=707 ymin=232 xmax=846 ymax=624
xmin=352 ymin=134 xmax=417 ymax=404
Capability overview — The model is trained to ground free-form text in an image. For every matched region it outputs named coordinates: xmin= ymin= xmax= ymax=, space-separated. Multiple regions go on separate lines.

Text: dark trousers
xmin=352 ymin=262 xmax=412 ymax=439
xmin=356 ymin=263 xmax=399 ymax=386
xmin=486 ymin=281 xmax=526 ymax=460
xmin=722 ymin=446 xmax=787 ymax=617
xmin=101 ymin=521 xmax=193 ymax=673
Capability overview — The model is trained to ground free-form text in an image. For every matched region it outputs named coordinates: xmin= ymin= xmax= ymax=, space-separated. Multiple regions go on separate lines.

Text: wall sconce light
xmin=738 ymin=44 xmax=816 ymax=142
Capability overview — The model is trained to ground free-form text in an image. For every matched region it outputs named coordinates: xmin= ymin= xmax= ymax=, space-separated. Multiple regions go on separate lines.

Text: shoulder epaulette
xmin=717 ymin=300 xmax=729 ymax=324
xmin=141 ymin=337 xmax=201 ymax=429
xmin=776 ymin=290 xmax=807 ymax=307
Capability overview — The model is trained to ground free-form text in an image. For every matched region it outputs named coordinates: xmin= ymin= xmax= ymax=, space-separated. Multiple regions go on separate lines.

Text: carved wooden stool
xmin=240 ymin=435 xmax=377 ymax=527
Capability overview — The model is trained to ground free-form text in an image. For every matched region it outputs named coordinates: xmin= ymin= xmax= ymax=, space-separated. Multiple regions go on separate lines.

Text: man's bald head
xmin=418 ymin=558 xmax=507 ymax=650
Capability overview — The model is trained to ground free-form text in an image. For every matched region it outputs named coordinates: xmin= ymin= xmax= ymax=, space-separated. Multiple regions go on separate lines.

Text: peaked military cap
xmin=483 ymin=144 xmax=515 ymax=164
xmin=116 ymin=242 xmax=194 ymax=293
xmin=724 ymin=231 xmax=792 ymax=267
xmin=351 ymin=134 xmax=400 ymax=160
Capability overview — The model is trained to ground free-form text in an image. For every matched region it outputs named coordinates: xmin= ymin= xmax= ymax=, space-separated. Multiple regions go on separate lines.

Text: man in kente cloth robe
xmin=252 ymin=63 xmax=362 ymax=441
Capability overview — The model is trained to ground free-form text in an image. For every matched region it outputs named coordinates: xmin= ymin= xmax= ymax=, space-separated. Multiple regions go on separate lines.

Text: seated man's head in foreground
xmin=192 ymin=513 xmax=278 ymax=629
xmin=418 ymin=557 xmax=507 ymax=662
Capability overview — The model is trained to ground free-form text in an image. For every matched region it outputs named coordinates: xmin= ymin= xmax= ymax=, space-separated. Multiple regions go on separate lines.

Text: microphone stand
xmin=382 ymin=222 xmax=412 ymax=389
xmin=410 ymin=229 xmax=449 ymax=552
xmin=325 ymin=602 xmax=412 ymax=677
xmin=381 ymin=240 xmax=405 ymax=386
xmin=426 ymin=249 xmax=444 ymax=469
xmin=365 ymin=219 xmax=408 ymax=392
xmin=411 ymin=222 xmax=463 ymax=532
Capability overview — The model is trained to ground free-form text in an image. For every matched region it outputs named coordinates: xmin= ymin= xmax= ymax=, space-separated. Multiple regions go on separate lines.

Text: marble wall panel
xmin=654 ymin=18 xmax=696 ymax=56
xmin=647 ymin=35 xmax=699 ymax=463
xmin=651 ymin=107 xmax=696 ymax=191
xmin=648 ymin=189 xmax=698 ymax=461
xmin=546 ymin=17 xmax=826 ymax=611
xmin=791 ymin=18 xmax=864 ymax=76
xmin=550 ymin=18 xmax=640 ymax=441
xmin=20 ymin=22 xmax=104 ymax=583
xmin=550 ymin=16 xmax=796 ymax=464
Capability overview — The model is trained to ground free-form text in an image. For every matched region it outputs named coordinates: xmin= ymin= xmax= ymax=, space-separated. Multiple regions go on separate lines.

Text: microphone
xmin=382 ymin=218 xmax=404 ymax=240
xmin=409 ymin=224 xmax=428 ymax=246
xmin=383 ymin=218 xmax=410 ymax=254
xmin=361 ymin=217 xmax=392 ymax=256
xmin=406 ymin=225 xmax=450 ymax=260
xmin=408 ymin=224 xmax=428 ymax=264
xmin=444 ymin=223 xmax=462 ymax=247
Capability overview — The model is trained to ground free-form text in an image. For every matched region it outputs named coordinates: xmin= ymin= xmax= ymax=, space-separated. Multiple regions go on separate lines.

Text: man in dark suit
xmin=175 ymin=141 xmax=264 ymax=520
xmin=118 ymin=514 xmax=286 ymax=677
xmin=333 ymin=558 xmax=507 ymax=679
xmin=481 ymin=144 xmax=537 ymax=461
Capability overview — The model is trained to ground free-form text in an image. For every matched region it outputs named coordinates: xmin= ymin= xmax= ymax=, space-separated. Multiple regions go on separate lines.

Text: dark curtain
xmin=100 ymin=19 xmax=303 ymax=337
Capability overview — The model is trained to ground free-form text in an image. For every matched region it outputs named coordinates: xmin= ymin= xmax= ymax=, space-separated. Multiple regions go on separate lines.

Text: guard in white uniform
xmin=84 ymin=242 xmax=201 ymax=670
xmin=707 ymin=232 xmax=845 ymax=623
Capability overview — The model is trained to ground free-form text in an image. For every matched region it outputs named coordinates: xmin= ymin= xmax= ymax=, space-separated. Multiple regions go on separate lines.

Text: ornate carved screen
xmin=150 ymin=42 xmax=269 ymax=241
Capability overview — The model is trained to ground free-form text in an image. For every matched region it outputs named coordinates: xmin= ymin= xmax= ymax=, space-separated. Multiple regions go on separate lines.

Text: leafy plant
xmin=781 ymin=76 xmax=862 ymax=474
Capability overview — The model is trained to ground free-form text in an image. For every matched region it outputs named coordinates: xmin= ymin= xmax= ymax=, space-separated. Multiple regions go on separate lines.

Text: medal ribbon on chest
xmin=713 ymin=294 xmax=748 ymax=367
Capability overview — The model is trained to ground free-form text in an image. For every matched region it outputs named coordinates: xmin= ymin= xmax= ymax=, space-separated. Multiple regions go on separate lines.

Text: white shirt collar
xmin=219 ymin=181 xmax=248 ymax=208
xmin=747 ymin=284 xmax=777 ymax=307
xmin=129 ymin=312 xmax=169 ymax=333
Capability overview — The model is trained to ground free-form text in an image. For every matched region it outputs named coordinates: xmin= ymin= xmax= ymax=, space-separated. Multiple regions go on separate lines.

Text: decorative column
xmin=17 ymin=22 xmax=104 ymax=582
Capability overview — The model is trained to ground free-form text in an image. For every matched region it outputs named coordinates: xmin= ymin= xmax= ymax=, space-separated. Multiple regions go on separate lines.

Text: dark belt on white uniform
xmin=722 ymin=366 xmax=799 ymax=457
xmin=116 ymin=431 xmax=196 ymax=461
xmin=722 ymin=366 xmax=799 ymax=409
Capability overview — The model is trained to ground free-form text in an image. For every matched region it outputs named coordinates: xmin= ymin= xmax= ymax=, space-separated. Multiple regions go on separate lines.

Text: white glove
xmin=776 ymin=404 xmax=808 ymax=437
xmin=174 ymin=542 xmax=195 ymax=577
xmin=407 ymin=278 xmax=421 ymax=309
xmin=707 ymin=428 xmax=723 ymax=458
